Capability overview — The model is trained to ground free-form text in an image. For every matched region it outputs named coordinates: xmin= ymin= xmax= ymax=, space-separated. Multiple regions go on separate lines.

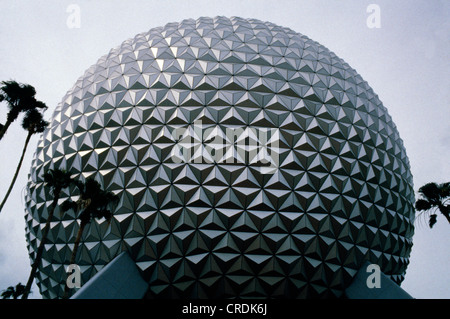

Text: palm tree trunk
xmin=63 ymin=219 xmax=87 ymax=299
xmin=0 ymin=131 xmax=32 ymax=212
xmin=0 ymin=119 xmax=12 ymax=141
xmin=22 ymin=191 xmax=60 ymax=299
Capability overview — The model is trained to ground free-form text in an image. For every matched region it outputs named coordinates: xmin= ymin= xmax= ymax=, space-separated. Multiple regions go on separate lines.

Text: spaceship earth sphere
xmin=24 ymin=16 xmax=415 ymax=299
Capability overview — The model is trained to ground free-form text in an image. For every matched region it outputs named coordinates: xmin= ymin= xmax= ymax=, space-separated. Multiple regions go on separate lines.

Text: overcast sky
xmin=0 ymin=0 xmax=448 ymax=299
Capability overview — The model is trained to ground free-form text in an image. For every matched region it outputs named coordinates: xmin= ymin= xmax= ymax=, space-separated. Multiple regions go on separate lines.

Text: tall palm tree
xmin=415 ymin=182 xmax=450 ymax=228
xmin=21 ymin=169 xmax=74 ymax=299
xmin=0 ymin=80 xmax=47 ymax=141
xmin=61 ymin=178 xmax=119 ymax=298
xmin=1 ymin=283 xmax=26 ymax=299
xmin=0 ymin=109 xmax=48 ymax=212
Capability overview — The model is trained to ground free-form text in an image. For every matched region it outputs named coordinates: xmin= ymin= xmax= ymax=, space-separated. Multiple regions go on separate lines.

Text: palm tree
xmin=415 ymin=182 xmax=450 ymax=228
xmin=0 ymin=80 xmax=47 ymax=141
xmin=0 ymin=109 xmax=48 ymax=212
xmin=21 ymin=169 xmax=74 ymax=299
xmin=1 ymin=283 xmax=26 ymax=299
xmin=61 ymin=178 xmax=119 ymax=298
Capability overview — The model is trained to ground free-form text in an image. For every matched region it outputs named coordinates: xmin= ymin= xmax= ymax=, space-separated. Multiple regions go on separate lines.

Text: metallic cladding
xmin=24 ymin=17 xmax=414 ymax=299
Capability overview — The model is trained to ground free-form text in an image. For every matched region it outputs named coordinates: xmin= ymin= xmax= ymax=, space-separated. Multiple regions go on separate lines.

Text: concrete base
xmin=70 ymin=255 xmax=412 ymax=299
xmin=345 ymin=261 xmax=413 ymax=299
xmin=71 ymin=251 xmax=148 ymax=299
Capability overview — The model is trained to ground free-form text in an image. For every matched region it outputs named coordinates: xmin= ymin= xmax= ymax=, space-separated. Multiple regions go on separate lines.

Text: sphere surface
xmin=25 ymin=16 xmax=415 ymax=299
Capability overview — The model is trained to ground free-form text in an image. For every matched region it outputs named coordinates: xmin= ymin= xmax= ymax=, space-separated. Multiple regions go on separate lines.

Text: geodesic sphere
xmin=24 ymin=16 xmax=415 ymax=299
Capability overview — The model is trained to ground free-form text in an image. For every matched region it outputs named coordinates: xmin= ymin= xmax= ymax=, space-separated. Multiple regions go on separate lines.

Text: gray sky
xmin=0 ymin=0 xmax=448 ymax=299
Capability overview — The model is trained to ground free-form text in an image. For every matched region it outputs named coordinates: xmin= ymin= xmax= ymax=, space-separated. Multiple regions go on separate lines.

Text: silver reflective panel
xmin=24 ymin=16 xmax=414 ymax=299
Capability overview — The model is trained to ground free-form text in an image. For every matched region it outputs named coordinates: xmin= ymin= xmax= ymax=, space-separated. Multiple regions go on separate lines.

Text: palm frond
xmin=416 ymin=181 xmax=450 ymax=228
xmin=439 ymin=182 xmax=450 ymax=199
xmin=1 ymin=283 xmax=25 ymax=299
xmin=0 ymin=81 xmax=27 ymax=106
xmin=60 ymin=199 xmax=77 ymax=214
xmin=418 ymin=182 xmax=440 ymax=203
xmin=429 ymin=214 xmax=438 ymax=228
xmin=1 ymin=287 xmax=14 ymax=299
xmin=33 ymin=100 xmax=48 ymax=110
xmin=415 ymin=199 xmax=433 ymax=211
xmin=22 ymin=108 xmax=48 ymax=133
xmin=1 ymin=81 xmax=37 ymax=112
